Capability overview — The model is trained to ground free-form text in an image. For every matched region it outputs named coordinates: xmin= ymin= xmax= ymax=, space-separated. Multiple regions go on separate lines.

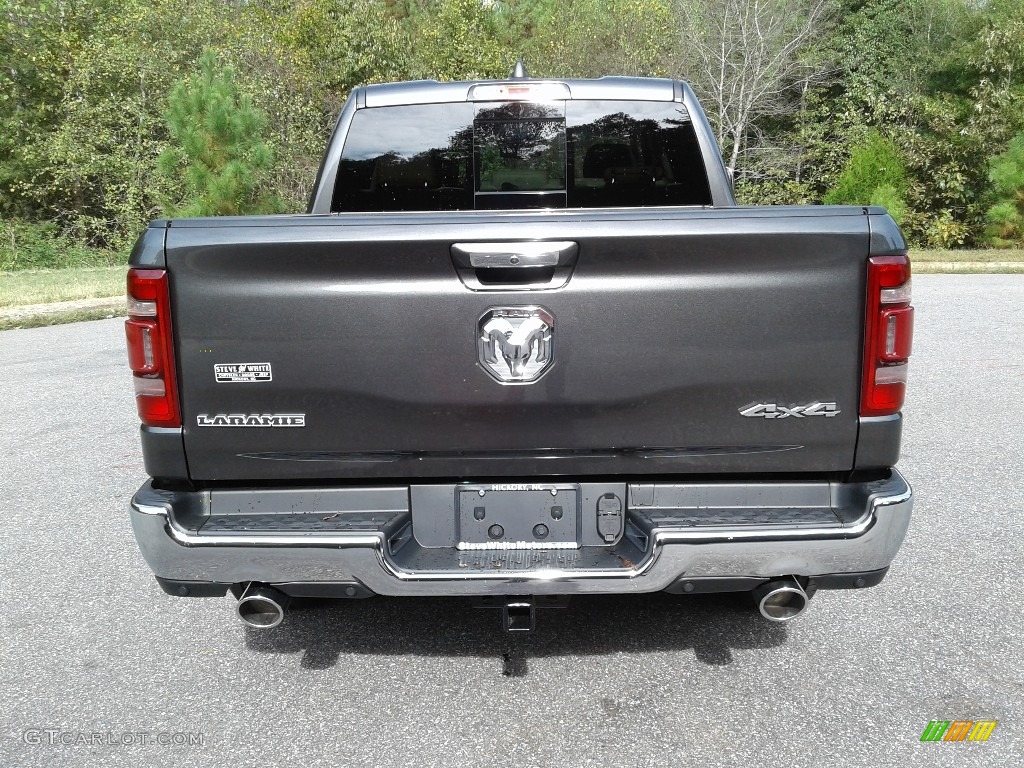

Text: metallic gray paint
xmin=854 ymin=415 xmax=903 ymax=469
xmin=867 ymin=209 xmax=908 ymax=255
xmin=307 ymin=88 xmax=362 ymax=215
xmin=165 ymin=208 xmax=872 ymax=481
xmin=139 ymin=426 xmax=188 ymax=481
xmin=360 ymin=76 xmax=676 ymax=108
xmin=679 ymin=81 xmax=735 ymax=206
xmin=128 ymin=224 xmax=167 ymax=268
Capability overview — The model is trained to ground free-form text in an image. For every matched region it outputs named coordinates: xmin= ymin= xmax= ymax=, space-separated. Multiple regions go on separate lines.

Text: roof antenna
xmin=511 ymin=60 xmax=528 ymax=79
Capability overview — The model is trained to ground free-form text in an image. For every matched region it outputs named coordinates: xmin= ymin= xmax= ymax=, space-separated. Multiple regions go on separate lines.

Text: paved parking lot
xmin=1 ymin=275 xmax=1021 ymax=767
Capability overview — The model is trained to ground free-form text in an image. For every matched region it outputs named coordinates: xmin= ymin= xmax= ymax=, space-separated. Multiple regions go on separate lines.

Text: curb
xmin=913 ymin=262 xmax=1024 ymax=273
xmin=0 ymin=296 xmax=124 ymax=330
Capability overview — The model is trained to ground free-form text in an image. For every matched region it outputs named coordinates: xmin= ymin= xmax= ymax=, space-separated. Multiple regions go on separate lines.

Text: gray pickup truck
xmin=126 ymin=69 xmax=914 ymax=631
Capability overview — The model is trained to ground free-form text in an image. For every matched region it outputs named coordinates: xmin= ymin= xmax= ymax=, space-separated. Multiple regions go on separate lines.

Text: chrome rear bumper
xmin=129 ymin=471 xmax=912 ymax=597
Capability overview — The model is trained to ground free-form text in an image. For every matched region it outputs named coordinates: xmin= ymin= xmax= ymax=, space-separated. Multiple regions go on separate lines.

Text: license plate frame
xmin=456 ymin=484 xmax=580 ymax=549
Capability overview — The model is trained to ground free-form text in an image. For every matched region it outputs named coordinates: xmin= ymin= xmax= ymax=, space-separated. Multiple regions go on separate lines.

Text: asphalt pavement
xmin=0 ymin=274 xmax=1021 ymax=767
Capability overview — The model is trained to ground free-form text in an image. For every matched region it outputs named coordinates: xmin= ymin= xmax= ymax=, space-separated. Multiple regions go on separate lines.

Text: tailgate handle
xmin=450 ymin=241 xmax=578 ymax=290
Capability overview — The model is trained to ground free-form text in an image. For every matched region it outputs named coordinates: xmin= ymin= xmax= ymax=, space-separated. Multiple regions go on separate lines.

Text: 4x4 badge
xmin=740 ymin=402 xmax=840 ymax=419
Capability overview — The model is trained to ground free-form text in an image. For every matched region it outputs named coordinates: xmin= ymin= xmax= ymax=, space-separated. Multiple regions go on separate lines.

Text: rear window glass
xmin=566 ymin=100 xmax=712 ymax=207
xmin=474 ymin=102 xmax=566 ymax=210
xmin=332 ymin=100 xmax=711 ymax=212
xmin=332 ymin=103 xmax=474 ymax=213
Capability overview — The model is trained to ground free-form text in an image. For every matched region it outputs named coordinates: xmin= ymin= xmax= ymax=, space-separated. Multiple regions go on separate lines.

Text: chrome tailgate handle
xmin=450 ymin=241 xmax=578 ymax=290
xmin=452 ymin=241 xmax=577 ymax=268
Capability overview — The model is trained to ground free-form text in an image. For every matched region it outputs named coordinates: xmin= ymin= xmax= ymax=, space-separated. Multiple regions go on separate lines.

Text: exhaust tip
xmin=752 ymin=579 xmax=808 ymax=622
xmin=236 ymin=583 xmax=289 ymax=629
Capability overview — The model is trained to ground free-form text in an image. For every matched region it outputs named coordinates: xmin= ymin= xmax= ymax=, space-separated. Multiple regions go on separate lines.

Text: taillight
xmin=125 ymin=269 xmax=180 ymax=427
xmin=862 ymin=255 xmax=914 ymax=416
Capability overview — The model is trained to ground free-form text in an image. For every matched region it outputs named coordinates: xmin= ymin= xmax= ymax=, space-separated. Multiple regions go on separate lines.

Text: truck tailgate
xmin=166 ymin=207 xmax=869 ymax=481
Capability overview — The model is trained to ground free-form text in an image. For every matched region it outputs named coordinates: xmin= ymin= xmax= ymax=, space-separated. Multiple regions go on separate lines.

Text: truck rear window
xmin=332 ymin=100 xmax=712 ymax=212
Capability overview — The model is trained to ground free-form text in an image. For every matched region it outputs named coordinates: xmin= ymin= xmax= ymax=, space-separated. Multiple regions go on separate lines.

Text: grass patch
xmin=910 ymin=248 xmax=1024 ymax=263
xmin=0 ymin=266 xmax=124 ymax=308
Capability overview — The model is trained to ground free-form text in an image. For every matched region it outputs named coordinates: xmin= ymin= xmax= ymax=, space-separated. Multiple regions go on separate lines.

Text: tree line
xmin=2 ymin=0 xmax=1023 ymax=259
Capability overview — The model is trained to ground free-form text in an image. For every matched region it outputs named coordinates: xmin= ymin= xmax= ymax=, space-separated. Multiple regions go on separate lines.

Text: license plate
xmin=456 ymin=484 xmax=579 ymax=549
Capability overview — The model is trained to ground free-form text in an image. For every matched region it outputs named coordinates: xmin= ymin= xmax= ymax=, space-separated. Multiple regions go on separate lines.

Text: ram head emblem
xmin=478 ymin=307 xmax=554 ymax=383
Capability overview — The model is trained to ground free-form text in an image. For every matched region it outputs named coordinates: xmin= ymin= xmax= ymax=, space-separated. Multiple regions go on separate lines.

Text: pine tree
xmin=986 ymin=133 xmax=1024 ymax=248
xmin=824 ymin=131 xmax=908 ymax=224
xmin=158 ymin=51 xmax=279 ymax=217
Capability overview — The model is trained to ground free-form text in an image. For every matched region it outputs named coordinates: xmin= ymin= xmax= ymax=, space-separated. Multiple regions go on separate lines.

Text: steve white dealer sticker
xmin=214 ymin=363 xmax=272 ymax=383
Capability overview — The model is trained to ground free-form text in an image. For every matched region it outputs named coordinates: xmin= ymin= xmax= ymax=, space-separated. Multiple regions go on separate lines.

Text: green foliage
xmin=0 ymin=0 xmax=102 ymax=218
xmin=735 ymin=166 xmax=815 ymax=206
xmin=868 ymin=184 xmax=907 ymax=225
xmin=777 ymin=0 xmax=995 ymax=240
xmin=0 ymin=219 xmax=118 ymax=271
xmin=829 ymin=0 xmax=973 ymax=128
xmin=492 ymin=0 xmax=558 ymax=56
xmin=158 ymin=52 xmax=280 ymax=217
xmin=3 ymin=0 xmax=1024 ymax=259
xmin=897 ymin=95 xmax=989 ymax=246
xmin=0 ymin=0 xmax=243 ymax=247
xmin=412 ymin=0 xmax=510 ymax=80
xmin=530 ymin=0 xmax=673 ymax=78
xmin=265 ymin=0 xmax=411 ymax=101
xmin=893 ymin=0 xmax=1024 ymax=246
xmin=924 ymin=209 xmax=971 ymax=248
xmin=985 ymin=133 xmax=1024 ymax=247
xmin=823 ymin=131 xmax=908 ymax=222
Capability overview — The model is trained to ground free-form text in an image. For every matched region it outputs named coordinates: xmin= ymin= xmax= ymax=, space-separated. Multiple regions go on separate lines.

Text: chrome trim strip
xmin=873 ymin=485 xmax=914 ymax=507
xmin=134 ymin=502 xmax=170 ymax=516
xmin=132 ymin=500 xmax=385 ymax=549
xmin=168 ymin=522 xmax=384 ymax=550
xmin=375 ymin=550 xmax=656 ymax=582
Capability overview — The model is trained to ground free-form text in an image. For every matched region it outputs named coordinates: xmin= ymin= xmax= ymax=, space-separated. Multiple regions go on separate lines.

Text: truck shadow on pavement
xmin=243 ymin=592 xmax=788 ymax=675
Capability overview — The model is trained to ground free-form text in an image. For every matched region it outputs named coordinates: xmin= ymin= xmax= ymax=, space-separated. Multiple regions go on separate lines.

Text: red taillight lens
xmin=879 ymin=306 xmax=914 ymax=361
xmin=125 ymin=318 xmax=161 ymax=374
xmin=125 ymin=269 xmax=180 ymax=427
xmin=862 ymin=255 xmax=913 ymax=417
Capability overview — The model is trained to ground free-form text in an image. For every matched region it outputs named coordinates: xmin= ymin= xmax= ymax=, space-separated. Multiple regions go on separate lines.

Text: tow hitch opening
xmin=503 ymin=597 xmax=535 ymax=632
